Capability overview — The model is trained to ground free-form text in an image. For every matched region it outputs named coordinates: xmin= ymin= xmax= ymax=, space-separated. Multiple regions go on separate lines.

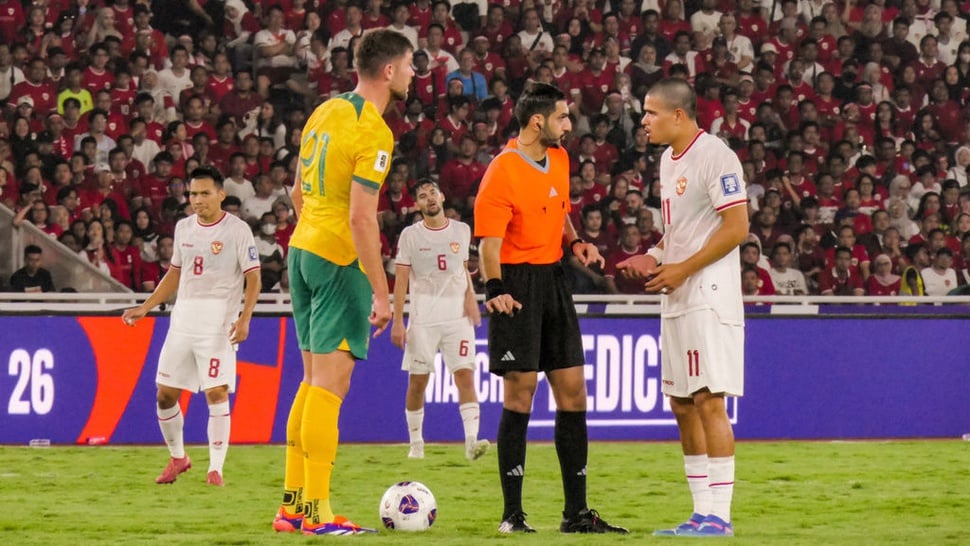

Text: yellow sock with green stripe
xmin=301 ymin=385 xmax=341 ymax=525
xmin=281 ymin=382 xmax=309 ymax=515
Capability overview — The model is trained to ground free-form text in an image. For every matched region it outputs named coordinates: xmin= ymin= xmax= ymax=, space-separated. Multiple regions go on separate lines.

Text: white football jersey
xmin=657 ymin=131 xmax=747 ymax=323
xmin=170 ymin=212 xmax=260 ymax=335
xmin=395 ymin=220 xmax=471 ymax=326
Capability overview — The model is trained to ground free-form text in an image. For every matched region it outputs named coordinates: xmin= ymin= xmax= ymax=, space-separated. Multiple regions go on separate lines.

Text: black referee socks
xmin=555 ymin=410 xmax=589 ymax=519
xmin=498 ymin=409 xmax=530 ymax=518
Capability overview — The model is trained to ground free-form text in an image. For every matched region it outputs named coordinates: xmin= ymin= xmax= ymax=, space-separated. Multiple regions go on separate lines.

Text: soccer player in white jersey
xmin=618 ymin=79 xmax=749 ymax=537
xmin=122 ymin=166 xmax=261 ymax=487
xmin=390 ymin=180 xmax=489 ymax=461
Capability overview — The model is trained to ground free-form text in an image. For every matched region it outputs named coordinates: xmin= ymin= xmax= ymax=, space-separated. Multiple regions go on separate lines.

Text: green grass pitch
xmin=0 ymin=441 xmax=966 ymax=545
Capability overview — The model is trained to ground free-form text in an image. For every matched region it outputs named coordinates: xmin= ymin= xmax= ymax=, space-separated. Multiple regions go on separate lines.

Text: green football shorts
xmin=288 ymin=248 xmax=372 ymax=359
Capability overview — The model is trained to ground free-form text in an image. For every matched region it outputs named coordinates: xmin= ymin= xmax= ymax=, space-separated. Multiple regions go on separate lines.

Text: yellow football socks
xmin=281 ymin=382 xmax=309 ymax=515
xmin=301 ymin=385 xmax=342 ymax=525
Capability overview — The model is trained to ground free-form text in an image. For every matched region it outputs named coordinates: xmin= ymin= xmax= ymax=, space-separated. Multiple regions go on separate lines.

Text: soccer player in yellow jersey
xmin=272 ymin=29 xmax=414 ymax=536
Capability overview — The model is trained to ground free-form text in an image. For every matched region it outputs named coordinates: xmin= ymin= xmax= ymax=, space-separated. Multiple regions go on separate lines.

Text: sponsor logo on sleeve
xmin=248 ymin=246 xmax=258 ymax=261
xmin=374 ymin=150 xmax=390 ymax=173
xmin=720 ymin=174 xmax=741 ymax=196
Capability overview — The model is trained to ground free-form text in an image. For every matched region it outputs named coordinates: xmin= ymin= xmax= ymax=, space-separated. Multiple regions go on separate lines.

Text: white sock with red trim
xmin=207 ymin=401 xmax=231 ymax=473
xmin=684 ymin=454 xmax=711 ymax=516
xmin=157 ymin=404 xmax=185 ymax=459
xmin=708 ymin=456 xmax=735 ymax=522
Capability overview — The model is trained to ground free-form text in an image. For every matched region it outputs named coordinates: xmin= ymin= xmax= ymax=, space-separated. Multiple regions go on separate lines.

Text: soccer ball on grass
xmin=379 ymin=481 xmax=437 ymax=531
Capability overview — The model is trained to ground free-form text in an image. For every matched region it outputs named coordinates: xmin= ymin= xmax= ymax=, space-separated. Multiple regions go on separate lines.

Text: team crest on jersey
xmin=211 ymin=241 xmax=224 ymax=255
xmin=676 ymin=176 xmax=688 ymax=195
xmin=720 ymin=174 xmax=742 ymax=196
xmin=450 ymin=242 xmax=460 ymax=254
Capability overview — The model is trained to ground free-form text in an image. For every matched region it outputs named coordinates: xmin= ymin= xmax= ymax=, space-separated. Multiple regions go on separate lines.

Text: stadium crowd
xmin=2 ymin=0 xmax=970 ymax=296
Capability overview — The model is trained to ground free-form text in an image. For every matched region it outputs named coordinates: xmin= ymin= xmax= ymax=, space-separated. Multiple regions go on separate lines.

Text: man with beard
xmin=474 ymin=82 xmax=628 ymax=535
xmin=390 ymin=180 xmax=489 ymax=461
xmin=272 ymin=29 xmax=414 ymax=536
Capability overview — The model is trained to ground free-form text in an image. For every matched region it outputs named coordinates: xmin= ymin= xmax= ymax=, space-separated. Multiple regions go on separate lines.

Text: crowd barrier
xmin=1 ymin=295 xmax=967 ymax=445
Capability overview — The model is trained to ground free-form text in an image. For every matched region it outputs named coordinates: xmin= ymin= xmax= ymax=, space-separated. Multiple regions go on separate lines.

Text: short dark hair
xmin=581 ymin=204 xmax=602 ymax=219
xmin=354 ymin=29 xmax=414 ymax=79
xmin=410 ymin=178 xmax=439 ymax=197
xmin=647 ymin=78 xmax=697 ymax=120
xmin=88 ymin=108 xmax=108 ymax=124
xmin=24 ymin=244 xmax=42 ymax=257
xmin=514 ymin=81 xmax=566 ymax=128
xmin=190 ymin=165 xmax=224 ymax=187
xmin=905 ymin=242 xmax=926 ymax=260
xmin=222 ymin=195 xmax=242 ymax=209
xmin=771 ymin=241 xmax=793 ymax=255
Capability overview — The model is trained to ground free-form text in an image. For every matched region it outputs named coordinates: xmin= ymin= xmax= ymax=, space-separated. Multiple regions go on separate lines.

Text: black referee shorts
xmin=487 ymin=262 xmax=585 ymax=376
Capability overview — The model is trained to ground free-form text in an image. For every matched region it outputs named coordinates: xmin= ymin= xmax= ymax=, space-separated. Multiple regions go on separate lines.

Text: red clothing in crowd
xmin=206 ymin=75 xmax=235 ymax=104
xmin=109 ymin=244 xmax=143 ymax=290
xmin=0 ymin=1 xmax=25 ymax=44
xmin=819 ymin=266 xmax=864 ymax=295
xmin=438 ymin=157 xmax=487 ymax=203
xmin=82 ymin=67 xmax=114 ymax=96
xmin=10 ymin=80 xmax=57 ymax=115
xmin=605 ymin=246 xmax=645 ymax=294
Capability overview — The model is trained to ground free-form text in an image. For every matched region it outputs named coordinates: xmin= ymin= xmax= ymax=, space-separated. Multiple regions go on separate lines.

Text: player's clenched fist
xmin=121 ymin=306 xmax=147 ymax=326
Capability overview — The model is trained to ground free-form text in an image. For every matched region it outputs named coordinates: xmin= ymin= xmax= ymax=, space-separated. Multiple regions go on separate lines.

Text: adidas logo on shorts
xmin=500 ymin=351 xmax=516 ymax=362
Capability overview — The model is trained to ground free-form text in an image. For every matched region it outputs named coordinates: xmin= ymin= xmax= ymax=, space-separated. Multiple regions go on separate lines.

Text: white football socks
xmin=459 ymin=402 xmax=480 ymax=445
xmin=406 ymin=408 xmax=425 ymax=445
xmin=207 ymin=401 xmax=231 ymax=473
xmin=684 ymin=454 xmax=712 ymax=516
xmin=708 ymin=456 xmax=735 ymax=522
xmin=157 ymin=404 xmax=185 ymax=459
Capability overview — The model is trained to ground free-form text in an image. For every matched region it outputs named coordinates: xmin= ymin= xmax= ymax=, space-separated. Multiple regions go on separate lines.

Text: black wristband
xmin=485 ymin=278 xmax=507 ymax=300
xmin=569 ymin=238 xmax=585 ymax=250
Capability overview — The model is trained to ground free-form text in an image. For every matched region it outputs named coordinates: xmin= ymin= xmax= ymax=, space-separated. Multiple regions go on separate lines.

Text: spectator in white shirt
xmin=921 ymin=247 xmax=958 ymax=295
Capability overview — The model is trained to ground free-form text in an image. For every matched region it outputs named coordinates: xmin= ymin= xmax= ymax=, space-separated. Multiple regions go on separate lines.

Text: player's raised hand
xmin=371 ymin=296 xmax=392 ymax=337
xmin=121 ymin=306 xmax=147 ymax=326
xmin=616 ymin=254 xmax=659 ymax=280
xmin=229 ymin=318 xmax=251 ymax=344
xmin=573 ymin=242 xmax=605 ymax=268
xmin=485 ymin=293 xmax=522 ymax=316
xmin=391 ymin=320 xmax=407 ymax=349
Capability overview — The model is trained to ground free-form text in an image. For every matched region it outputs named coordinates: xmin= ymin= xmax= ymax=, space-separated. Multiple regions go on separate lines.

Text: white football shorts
xmin=660 ymin=308 xmax=744 ymax=398
xmin=402 ymin=319 xmax=476 ymax=375
xmin=156 ymin=330 xmax=237 ymax=393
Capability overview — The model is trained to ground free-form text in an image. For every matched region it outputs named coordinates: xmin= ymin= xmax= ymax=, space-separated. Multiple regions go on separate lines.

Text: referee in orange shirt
xmin=474 ymin=82 xmax=628 ymax=535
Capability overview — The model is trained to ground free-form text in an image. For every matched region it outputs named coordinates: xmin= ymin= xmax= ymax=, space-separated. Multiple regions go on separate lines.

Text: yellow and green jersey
xmin=57 ymin=88 xmax=94 ymax=116
xmin=290 ymin=92 xmax=394 ymax=266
